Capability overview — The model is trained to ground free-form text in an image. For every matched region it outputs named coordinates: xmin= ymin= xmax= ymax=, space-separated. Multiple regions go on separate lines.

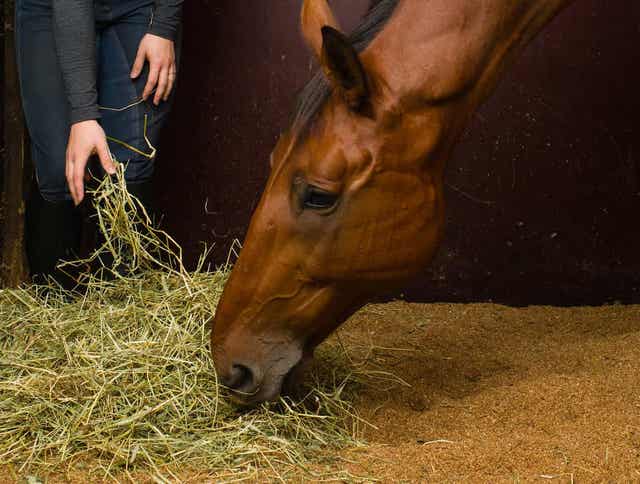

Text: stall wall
xmin=156 ymin=0 xmax=640 ymax=305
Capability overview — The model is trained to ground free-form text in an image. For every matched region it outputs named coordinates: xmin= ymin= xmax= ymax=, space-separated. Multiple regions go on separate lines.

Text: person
xmin=15 ymin=0 xmax=183 ymax=284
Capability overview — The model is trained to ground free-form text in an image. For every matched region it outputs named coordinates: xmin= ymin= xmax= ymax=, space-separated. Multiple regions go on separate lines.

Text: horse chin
xmin=281 ymin=354 xmax=314 ymax=400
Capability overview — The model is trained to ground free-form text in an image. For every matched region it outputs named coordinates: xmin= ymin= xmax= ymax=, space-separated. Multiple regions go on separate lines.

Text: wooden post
xmin=2 ymin=0 xmax=29 ymax=287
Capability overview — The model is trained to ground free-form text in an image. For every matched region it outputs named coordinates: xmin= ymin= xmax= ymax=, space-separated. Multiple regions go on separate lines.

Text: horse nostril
xmin=222 ymin=363 xmax=257 ymax=395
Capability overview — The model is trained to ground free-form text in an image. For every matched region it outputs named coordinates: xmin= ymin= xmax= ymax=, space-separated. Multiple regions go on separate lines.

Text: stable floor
xmin=338 ymin=302 xmax=640 ymax=482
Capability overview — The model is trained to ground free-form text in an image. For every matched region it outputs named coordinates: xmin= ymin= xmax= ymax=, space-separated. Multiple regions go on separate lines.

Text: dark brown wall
xmin=1 ymin=2 xmax=6 ymax=193
xmin=156 ymin=0 xmax=640 ymax=306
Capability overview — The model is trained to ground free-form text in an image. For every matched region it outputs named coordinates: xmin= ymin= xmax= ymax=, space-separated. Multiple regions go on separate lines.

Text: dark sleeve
xmin=52 ymin=0 xmax=100 ymax=124
xmin=150 ymin=0 xmax=184 ymax=40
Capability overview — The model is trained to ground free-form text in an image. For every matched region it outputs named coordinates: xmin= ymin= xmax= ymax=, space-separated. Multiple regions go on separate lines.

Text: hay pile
xmin=0 ymin=170 xmax=370 ymax=481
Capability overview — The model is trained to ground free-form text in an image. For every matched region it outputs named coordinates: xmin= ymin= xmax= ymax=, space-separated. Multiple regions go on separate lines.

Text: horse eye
xmin=303 ymin=186 xmax=339 ymax=210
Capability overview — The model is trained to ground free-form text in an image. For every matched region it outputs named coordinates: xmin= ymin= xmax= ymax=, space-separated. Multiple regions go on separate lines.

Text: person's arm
xmin=52 ymin=0 xmax=99 ymax=124
xmin=130 ymin=1 xmax=183 ymax=105
xmin=52 ymin=0 xmax=115 ymax=205
xmin=149 ymin=0 xmax=184 ymax=41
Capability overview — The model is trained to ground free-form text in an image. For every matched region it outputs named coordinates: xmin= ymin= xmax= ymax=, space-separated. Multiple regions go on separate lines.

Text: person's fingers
xmin=65 ymin=155 xmax=72 ymax=189
xmin=96 ymin=139 xmax=116 ymax=175
xmin=165 ymin=67 xmax=176 ymax=101
xmin=143 ymin=66 xmax=159 ymax=100
xmin=66 ymin=156 xmax=77 ymax=205
xmin=73 ymin=155 xmax=87 ymax=205
xmin=154 ymin=67 xmax=169 ymax=105
xmin=131 ymin=46 xmax=146 ymax=79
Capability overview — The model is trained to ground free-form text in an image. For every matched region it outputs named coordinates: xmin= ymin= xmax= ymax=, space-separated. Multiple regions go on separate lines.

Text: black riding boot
xmin=25 ymin=184 xmax=82 ymax=288
xmin=126 ymin=180 xmax=155 ymax=223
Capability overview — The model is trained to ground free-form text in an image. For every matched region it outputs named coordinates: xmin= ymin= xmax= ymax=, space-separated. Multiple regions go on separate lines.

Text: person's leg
xmin=88 ymin=4 xmax=181 ymax=273
xmin=16 ymin=0 xmax=82 ymax=285
xmin=97 ymin=2 xmax=182 ymax=218
xmin=24 ymin=181 xmax=82 ymax=286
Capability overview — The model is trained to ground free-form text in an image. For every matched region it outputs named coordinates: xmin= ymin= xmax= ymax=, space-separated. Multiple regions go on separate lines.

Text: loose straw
xmin=0 ymin=169 xmax=397 ymax=481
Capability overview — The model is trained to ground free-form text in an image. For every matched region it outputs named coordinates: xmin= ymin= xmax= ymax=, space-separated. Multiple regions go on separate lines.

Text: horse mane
xmin=291 ymin=0 xmax=400 ymax=131
xmin=368 ymin=0 xmax=389 ymax=13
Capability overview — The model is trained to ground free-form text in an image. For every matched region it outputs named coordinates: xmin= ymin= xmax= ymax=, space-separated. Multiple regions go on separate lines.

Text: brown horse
xmin=211 ymin=0 xmax=574 ymax=404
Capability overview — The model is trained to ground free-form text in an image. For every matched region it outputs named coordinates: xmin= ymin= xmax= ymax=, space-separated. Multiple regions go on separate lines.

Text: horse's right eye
xmin=303 ymin=186 xmax=339 ymax=211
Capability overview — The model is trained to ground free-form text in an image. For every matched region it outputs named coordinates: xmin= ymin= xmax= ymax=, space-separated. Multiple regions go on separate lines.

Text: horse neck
xmin=364 ymin=0 xmax=574 ymax=135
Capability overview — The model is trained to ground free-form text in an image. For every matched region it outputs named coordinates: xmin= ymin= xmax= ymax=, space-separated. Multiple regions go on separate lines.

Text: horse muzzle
xmin=212 ymin=335 xmax=305 ymax=406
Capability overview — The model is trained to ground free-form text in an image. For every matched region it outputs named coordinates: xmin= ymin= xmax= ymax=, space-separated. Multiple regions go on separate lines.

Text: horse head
xmin=210 ymin=0 xmax=449 ymax=404
xmin=210 ymin=0 xmax=571 ymax=404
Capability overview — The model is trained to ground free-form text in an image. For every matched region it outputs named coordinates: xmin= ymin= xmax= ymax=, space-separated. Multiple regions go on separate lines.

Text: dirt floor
xmin=4 ymin=302 xmax=639 ymax=483
xmin=335 ymin=302 xmax=640 ymax=482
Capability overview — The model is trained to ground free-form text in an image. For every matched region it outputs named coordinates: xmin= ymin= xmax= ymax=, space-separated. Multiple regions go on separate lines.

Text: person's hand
xmin=130 ymin=33 xmax=177 ymax=105
xmin=66 ymin=120 xmax=117 ymax=205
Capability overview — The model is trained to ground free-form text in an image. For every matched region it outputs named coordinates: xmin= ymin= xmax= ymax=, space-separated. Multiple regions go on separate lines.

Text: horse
xmin=211 ymin=0 xmax=575 ymax=405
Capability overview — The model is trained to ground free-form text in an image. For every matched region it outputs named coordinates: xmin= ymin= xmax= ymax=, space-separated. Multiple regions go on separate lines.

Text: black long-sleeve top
xmin=52 ymin=0 xmax=183 ymax=124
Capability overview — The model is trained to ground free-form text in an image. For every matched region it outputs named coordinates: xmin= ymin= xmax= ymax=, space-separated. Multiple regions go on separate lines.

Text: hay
xmin=0 ymin=168 xmax=374 ymax=482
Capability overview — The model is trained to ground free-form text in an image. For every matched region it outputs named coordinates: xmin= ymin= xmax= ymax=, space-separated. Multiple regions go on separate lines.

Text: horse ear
xmin=321 ymin=26 xmax=370 ymax=111
xmin=301 ymin=0 xmax=340 ymax=60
